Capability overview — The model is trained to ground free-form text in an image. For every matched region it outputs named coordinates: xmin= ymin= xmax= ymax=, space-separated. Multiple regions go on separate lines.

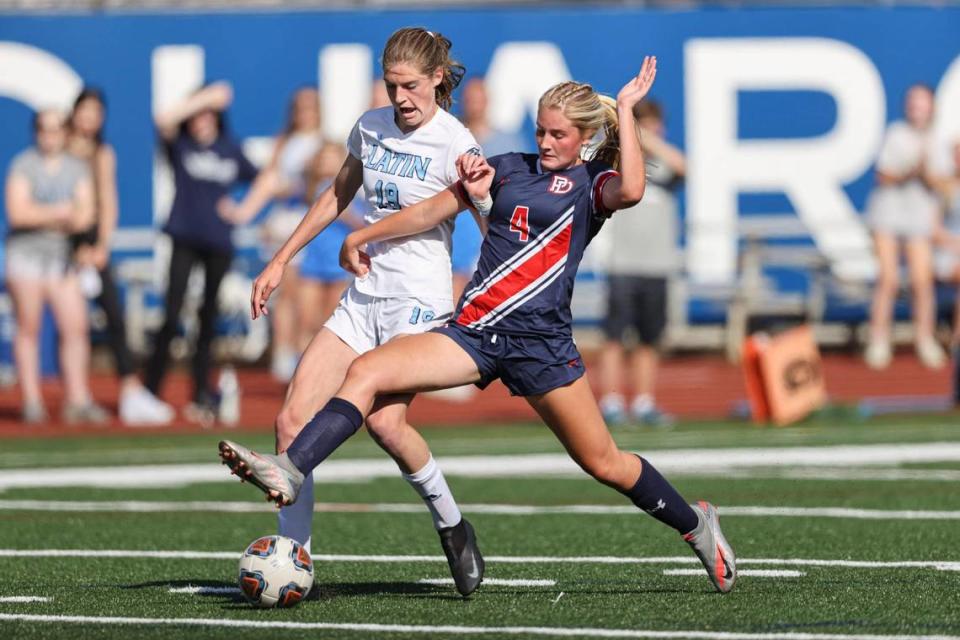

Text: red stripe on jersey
xmin=456 ymin=219 xmax=573 ymax=327
xmin=592 ymin=170 xmax=619 ymax=217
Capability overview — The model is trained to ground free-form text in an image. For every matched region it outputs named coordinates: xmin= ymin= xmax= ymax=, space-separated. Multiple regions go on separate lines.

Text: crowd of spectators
xmin=4 ymin=77 xmax=960 ymax=427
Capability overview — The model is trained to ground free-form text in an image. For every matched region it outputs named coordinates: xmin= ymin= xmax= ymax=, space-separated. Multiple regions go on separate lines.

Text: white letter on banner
xmin=151 ymin=45 xmax=205 ymax=226
xmin=484 ymin=43 xmax=571 ymax=133
xmin=320 ymin=44 xmax=372 ymax=142
xmin=685 ymin=38 xmax=884 ymax=284
xmin=0 ymin=41 xmax=81 ymax=110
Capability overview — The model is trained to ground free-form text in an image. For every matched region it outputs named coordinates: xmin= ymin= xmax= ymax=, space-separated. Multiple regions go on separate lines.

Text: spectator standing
xmin=865 ymin=84 xmax=945 ymax=370
xmin=929 ymin=142 xmax=960 ymax=396
xmin=251 ymin=87 xmax=323 ymax=382
xmin=145 ymin=82 xmax=260 ymax=420
xmin=4 ymin=109 xmax=108 ymax=424
xmin=297 ymin=143 xmax=365 ymax=344
xmin=453 ymin=77 xmax=527 ymax=300
xmin=597 ymin=100 xmax=683 ymax=427
xmin=66 ymin=88 xmax=174 ymax=425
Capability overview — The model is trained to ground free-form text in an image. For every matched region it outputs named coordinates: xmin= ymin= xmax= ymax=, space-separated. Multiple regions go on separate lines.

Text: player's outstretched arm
xmin=602 ymin=55 xmax=658 ymax=213
xmin=250 ymin=154 xmax=363 ymax=319
xmin=340 ymin=186 xmax=465 ymax=277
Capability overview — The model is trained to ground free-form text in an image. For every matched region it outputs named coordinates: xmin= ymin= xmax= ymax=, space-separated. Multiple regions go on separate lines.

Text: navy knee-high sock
xmin=285 ymin=398 xmax=363 ymax=475
xmin=620 ymin=456 xmax=699 ymax=535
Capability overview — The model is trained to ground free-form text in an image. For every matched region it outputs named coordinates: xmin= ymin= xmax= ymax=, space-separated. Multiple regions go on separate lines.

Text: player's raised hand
xmin=456 ymin=152 xmax=494 ymax=202
xmin=250 ymin=260 xmax=285 ymax=320
xmin=617 ymin=55 xmax=657 ymax=111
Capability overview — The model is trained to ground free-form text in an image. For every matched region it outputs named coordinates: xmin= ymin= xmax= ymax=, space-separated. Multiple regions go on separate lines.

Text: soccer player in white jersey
xmin=246 ymin=27 xmax=485 ymax=596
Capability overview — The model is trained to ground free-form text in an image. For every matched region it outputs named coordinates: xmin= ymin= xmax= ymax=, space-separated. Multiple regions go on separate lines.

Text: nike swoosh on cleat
xmin=466 ymin=564 xmax=479 ymax=580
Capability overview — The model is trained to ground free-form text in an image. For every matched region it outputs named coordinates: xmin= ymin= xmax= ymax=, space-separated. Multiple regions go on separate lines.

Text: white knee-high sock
xmin=402 ymin=456 xmax=462 ymax=530
xmin=278 ymin=472 xmax=314 ymax=554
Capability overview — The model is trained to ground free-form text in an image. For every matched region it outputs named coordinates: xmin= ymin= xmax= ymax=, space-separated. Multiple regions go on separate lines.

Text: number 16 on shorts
xmin=409 ymin=306 xmax=436 ymax=325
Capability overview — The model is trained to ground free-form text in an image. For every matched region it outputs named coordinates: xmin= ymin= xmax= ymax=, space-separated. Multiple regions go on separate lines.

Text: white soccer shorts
xmin=324 ymin=284 xmax=453 ymax=355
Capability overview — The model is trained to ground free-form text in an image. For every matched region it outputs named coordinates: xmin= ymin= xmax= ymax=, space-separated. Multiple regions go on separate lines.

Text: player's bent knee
xmin=344 ymin=355 xmax=387 ymax=395
xmin=364 ymin=412 xmax=406 ymax=451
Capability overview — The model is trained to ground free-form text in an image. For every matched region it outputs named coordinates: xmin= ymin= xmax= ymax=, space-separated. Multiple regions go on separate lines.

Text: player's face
xmin=905 ymin=86 xmax=934 ymax=130
xmin=535 ymin=107 xmax=592 ymax=171
xmin=384 ymin=63 xmax=442 ymax=132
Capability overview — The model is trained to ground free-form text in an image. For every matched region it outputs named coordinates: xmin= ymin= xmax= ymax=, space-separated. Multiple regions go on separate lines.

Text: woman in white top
xmin=228 ymin=88 xmax=323 ymax=382
xmin=930 ymin=142 xmax=960 ymax=351
xmin=865 ymin=84 xmax=945 ymax=370
xmin=246 ymin=27 xmax=485 ymax=596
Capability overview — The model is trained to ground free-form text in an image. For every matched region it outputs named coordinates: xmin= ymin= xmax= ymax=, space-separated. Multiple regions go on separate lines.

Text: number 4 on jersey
xmin=510 ymin=205 xmax=530 ymax=242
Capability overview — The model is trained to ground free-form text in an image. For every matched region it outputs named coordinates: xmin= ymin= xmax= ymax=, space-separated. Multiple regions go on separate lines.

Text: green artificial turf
xmin=1 ymin=415 xmax=959 ymax=639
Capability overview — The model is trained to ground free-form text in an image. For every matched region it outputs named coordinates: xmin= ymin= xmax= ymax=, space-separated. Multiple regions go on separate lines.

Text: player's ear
xmin=431 ymin=66 xmax=444 ymax=88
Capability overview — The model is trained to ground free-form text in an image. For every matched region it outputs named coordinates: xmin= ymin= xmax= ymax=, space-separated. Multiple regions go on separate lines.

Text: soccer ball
xmin=237 ymin=535 xmax=314 ymax=608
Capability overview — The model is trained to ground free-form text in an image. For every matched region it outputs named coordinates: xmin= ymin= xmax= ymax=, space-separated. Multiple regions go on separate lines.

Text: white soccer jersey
xmin=347 ymin=106 xmax=480 ymax=300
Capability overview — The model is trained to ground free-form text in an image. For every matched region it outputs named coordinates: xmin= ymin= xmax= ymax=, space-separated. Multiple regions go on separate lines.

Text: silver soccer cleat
xmin=684 ymin=501 xmax=737 ymax=594
xmin=218 ymin=440 xmax=304 ymax=507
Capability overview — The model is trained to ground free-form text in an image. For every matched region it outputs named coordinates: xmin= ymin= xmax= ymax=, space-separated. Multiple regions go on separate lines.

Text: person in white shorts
xmin=929 ymin=142 xmax=960 ymax=383
xmin=5 ymin=109 xmax=109 ymax=425
xmin=864 ymin=84 xmax=946 ymax=370
xmin=247 ymin=27 xmax=486 ymax=595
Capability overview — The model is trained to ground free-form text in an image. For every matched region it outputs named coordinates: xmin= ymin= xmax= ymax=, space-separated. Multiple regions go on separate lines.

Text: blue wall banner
xmin=2 ymin=7 xmax=959 ymax=284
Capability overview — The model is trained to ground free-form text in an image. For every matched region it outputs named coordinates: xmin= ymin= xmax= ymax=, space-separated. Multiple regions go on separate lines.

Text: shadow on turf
xmin=123 ymin=579 xmax=247 ymax=604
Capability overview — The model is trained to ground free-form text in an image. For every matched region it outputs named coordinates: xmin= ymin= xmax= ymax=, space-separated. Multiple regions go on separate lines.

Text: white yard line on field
xmin=662 ymin=569 xmax=805 ymax=578
xmin=167 ymin=586 xmax=240 ymax=595
xmin=0 ymin=549 xmax=957 ymax=572
xmin=0 ymin=613 xmax=957 ymax=639
xmin=3 ymin=443 xmax=960 ymax=489
xmin=418 ymin=578 xmax=556 ymax=587
xmin=1 ymin=500 xmax=958 ymax=522
xmin=0 ymin=596 xmax=49 ymax=603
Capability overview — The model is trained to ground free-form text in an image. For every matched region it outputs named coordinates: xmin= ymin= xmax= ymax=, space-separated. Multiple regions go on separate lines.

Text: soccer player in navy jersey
xmin=220 ymin=56 xmax=737 ymax=594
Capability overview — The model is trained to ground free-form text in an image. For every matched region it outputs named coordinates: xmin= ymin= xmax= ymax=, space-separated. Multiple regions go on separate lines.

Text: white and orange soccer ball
xmin=237 ymin=535 xmax=314 ymax=608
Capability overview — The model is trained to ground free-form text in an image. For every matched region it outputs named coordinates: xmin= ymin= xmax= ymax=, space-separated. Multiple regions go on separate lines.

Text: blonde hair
xmin=382 ymin=27 xmax=465 ymax=110
xmin=538 ymin=81 xmax=621 ymax=169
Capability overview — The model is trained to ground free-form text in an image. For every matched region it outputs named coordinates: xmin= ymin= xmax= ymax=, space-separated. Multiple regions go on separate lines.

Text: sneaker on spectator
xmin=270 ymin=349 xmax=299 ymax=384
xmin=63 ymin=401 xmax=110 ymax=426
xmin=184 ymin=390 xmax=221 ymax=429
xmin=599 ymin=393 xmax=627 ymax=426
xmin=22 ymin=401 xmax=48 ymax=425
xmin=634 ymin=405 xmax=676 ymax=429
xmin=864 ymin=340 xmax=892 ymax=370
xmin=916 ymin=337 xmax=946 ymax=370
xmin=120 ymin=386 xmax=174 ymax=427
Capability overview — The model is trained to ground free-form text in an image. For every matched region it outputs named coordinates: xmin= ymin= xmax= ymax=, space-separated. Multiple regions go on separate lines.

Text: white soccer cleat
xmin=684 ymin=501 xmax=737 ymax=594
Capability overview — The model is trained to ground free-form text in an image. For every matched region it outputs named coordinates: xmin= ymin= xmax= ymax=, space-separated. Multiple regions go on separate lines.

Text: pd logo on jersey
xmin=549 ymin=175 xmax=574 ymax=194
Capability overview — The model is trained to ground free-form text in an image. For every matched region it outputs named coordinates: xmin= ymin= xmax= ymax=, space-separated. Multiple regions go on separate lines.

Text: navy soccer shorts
xmin=433 ymin=323 xmax=585 ymax=397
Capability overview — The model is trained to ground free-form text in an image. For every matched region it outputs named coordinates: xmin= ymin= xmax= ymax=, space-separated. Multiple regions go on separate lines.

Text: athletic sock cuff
xmin=327 ymin=397 xmax=363 ymax=432
xmin=402 ymin=456 xmax=438 ymax=483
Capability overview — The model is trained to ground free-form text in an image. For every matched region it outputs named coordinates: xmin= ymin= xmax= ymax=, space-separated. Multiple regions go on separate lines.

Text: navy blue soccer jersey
xmin=454 ymin=153 xmax=619 ymax=338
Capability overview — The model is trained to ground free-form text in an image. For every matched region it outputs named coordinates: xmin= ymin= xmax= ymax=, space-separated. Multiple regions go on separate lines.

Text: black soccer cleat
xmin=438 ymin=518 xmax=485 ymax=597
